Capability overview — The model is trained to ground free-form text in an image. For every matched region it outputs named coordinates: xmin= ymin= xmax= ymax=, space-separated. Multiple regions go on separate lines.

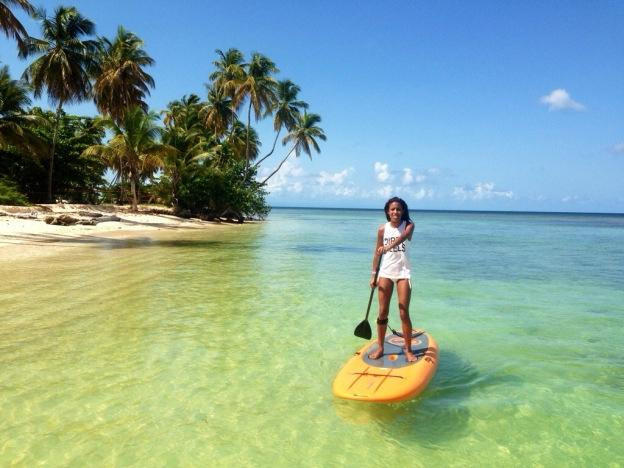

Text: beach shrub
xmin=0 ymin=177 xmax=29 ymax=205
xmin=177 ymin=160 xmax=270 ymax=221
xmin=140 ymin=175 xmax=173 ymax=206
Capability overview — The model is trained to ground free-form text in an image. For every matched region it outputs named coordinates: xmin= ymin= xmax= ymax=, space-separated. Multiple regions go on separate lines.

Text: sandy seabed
xmin=0 ymin=204 xmax=235 ymax=261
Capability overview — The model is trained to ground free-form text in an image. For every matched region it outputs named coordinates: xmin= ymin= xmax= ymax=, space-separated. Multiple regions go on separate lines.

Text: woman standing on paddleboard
xmin=369 ymin=197 xmax=417 ymax=362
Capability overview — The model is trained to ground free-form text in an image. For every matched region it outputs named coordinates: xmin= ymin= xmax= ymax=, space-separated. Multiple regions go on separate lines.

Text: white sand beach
xmin=0 ymin=204 xmax=236 ymax=261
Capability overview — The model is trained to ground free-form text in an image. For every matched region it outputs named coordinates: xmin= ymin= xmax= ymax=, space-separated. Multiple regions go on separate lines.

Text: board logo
xmin=387 ymin=336 xmax=422 ymax=347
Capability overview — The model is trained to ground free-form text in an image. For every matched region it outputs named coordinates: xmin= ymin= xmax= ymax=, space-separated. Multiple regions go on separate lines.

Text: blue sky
xmin=1 ymin=0 xmax=622 ymax=212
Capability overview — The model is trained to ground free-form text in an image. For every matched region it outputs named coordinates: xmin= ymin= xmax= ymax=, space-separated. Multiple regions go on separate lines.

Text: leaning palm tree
xmin=20 ymin=6 xmax=97 ymax=202
xmin=92 ymin=26 xmax=155 ymax=124
xmin=83 ymin=106 xmax=174 ymax=211
xmin=0 ymin=0 xmax=35 ymax=51
xmin=235 ymin=52 xmax=278 ymax=166
xmin=254 ymin=79 xmax=308 ymax=168
xmin=199 ymin=85 xmax=236 ymax=139
xmin=0 ymin=65 xmax=45 ymax=155
xmin=260 ymin=112 xmax=326 ymax=185
xmin=209 ymin=48 xmax=245 ymax=134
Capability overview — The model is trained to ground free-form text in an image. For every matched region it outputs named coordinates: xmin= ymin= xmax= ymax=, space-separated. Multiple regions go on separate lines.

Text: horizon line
xmin=270 ymin=205 xmax=624 ymax=216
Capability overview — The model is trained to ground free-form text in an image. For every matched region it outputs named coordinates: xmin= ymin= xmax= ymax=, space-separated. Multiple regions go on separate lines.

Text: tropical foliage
xmin=20 ymin=6 xmax=97 ymax=202
xmin=0 ymin=0 xmax=35 ymax=51
xmin=92 ymin=26 xmax=155 ymax=123
xmin=0 ymin=65 xmax=44 ymax=155
xmin=84 ymin=106 xmax=172 ymax=211
xmin=1 ymin=107 xmax=105 ymax=203
xmin=0 ymin=5 xmax=326 ymax=221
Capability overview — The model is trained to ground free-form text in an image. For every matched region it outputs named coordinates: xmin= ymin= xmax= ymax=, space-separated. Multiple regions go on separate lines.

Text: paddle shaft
xmin=364 ymin=254 xmax=383 ymax=321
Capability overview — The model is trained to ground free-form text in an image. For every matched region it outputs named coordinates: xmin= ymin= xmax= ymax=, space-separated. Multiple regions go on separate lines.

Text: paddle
xmin=354 ymin=254 xmax=383 ymax=340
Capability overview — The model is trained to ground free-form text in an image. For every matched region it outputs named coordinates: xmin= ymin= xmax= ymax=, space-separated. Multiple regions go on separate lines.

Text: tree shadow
xmin=333 ymin=350 xmax=522 ymax=447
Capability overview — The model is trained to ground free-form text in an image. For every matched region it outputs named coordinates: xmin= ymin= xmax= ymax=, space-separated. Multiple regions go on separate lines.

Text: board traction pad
xmin=362 ymin=332 xmax=430 ymax=368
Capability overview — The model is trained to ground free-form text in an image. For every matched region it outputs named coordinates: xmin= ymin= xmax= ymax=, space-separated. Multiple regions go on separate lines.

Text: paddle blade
xmin=354 ymin=320 xmax=372 ymax=340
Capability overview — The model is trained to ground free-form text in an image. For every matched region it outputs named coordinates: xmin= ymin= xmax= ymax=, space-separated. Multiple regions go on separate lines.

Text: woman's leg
xmin=368 ymin=277 xmax=393 ymax=359
xmin=396 ymin=279 xmax=417 ymax=362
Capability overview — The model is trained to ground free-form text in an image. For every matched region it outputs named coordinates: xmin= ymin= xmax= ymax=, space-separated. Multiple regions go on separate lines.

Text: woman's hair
xmin=384 ymin=197 xmax=411 ymax=223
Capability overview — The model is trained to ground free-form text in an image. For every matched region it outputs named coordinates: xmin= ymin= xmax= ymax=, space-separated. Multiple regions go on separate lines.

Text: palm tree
xmin=209 ymin=48 xmax=244 ymax=134
xmin=83 ymin=106 xmax=173 ymax=211
xmin=161 ymin=96 xmax=215 ymax=207
xmin=254 ymin=79 xmax=307 ymax=168
xmin=92 ymin=26 xmax=155 ymax=123
xmin=199 ymin=85 xmax=236 ymax=139
xmin=20 ymin=6 xmax=97 ymax=202
xmin=227 ymin=120 xmax=260 ymax=163
xmin=0 ymin=0 xmax=35 ymax=51
xmin=235 ymin=52 xmax=278 ymax=166
xmin=260 ymin=112 xmax=326 ymax=185
xmin=162 ymin=94 xmax=202 ymax=129
xmin=0 ymin=65 xmax=45 ymax=155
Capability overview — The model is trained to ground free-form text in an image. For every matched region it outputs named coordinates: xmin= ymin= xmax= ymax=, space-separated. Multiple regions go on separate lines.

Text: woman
xmin=369 ymin=197 xmax=417 ymax=361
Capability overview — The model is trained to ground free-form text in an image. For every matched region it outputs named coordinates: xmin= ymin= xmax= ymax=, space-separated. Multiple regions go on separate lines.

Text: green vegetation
xmin=0 ymin=3 xmax=326 ymax=220
xmin=0 ymin=177 xmax=28 ymax=205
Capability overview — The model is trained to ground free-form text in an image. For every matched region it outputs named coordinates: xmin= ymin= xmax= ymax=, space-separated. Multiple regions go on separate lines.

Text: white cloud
xmin=318 ymin=168 xmax=352 ymax=186
xmin=611 ymin=142 xmax=624 ymax=154
xmin=377 ymin=185 xmax=393 ymax=198
xmin=409 ymin=187 xmax=434 ymax=200
xmin=288 ymin=166 xmax=304 ymax=177
xmin=402 ymin=168 xmax=413 ymax=185
xmin=561 ymin=195 xmax=579 ymax=203
xmin=334 ymin=186 xmax=358 ymax=197
xmin=453 ymin=182 xmax=514 ymax=201
xmin=401 ymin=167 xmax=434 ymax=185
xmin=261 ymin=159 xmax=306 ymax=194
xmin=374 ymin=162 xmax=392 ymax=182
xmin=313 ymin=167 xmax=360 ymax=197
xmin=539 ymin=88 xmax=585 ymax=111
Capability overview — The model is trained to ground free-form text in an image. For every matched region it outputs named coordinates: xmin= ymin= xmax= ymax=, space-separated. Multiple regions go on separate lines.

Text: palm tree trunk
xmin=130 ymin=173 xmax=138 ymax=212
xmin=48 ymin=102 xmax=63 ymax=203
xmin=245 ymin=100 xmax=251 ymax=167
xmin=253 ymin=128 xmax=281 ymax=169
xmin=260 ymin=146 xmax=295 ymax=185
xmin=118 ymin=155 xmax=125 ymax=204
xmin=228 ymin=90 xmax=236 ymax=140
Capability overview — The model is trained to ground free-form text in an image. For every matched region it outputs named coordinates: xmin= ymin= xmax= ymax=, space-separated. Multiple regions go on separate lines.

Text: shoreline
xmin=0 ymin=204 xmax=242 ymax=262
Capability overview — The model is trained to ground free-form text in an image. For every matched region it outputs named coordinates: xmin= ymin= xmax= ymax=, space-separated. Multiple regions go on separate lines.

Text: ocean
xmin=1 ymin=208 xmax=623 ymax=466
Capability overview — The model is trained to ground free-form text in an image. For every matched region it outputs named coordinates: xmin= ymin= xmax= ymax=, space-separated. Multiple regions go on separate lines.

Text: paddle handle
xmin=364 ymin=254 xmax=383 ymax=321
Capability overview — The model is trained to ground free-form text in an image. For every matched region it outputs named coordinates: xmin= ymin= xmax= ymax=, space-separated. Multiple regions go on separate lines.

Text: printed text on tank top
xmin=384 ymin=221 xmax=406 ymax=252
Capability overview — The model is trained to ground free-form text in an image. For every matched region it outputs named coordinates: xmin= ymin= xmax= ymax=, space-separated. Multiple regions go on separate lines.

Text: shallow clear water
xmin=1 ymin=208 xmax=623 ymax=466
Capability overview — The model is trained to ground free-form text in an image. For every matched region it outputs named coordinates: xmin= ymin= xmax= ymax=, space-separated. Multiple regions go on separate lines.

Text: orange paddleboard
xmin=332 ymin=330 xmax=438 ymax=403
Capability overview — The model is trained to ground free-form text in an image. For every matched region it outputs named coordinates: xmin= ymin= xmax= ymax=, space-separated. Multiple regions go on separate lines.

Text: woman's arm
xmin=370 ymin=226 xmax=384 ymax=287
xmin=377 ymin=221 xmax=414 ymax=254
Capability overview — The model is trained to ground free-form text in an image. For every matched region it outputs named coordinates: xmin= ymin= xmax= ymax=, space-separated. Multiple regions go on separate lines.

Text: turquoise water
xmin=1 ymin=208 xmax=623 ymax=466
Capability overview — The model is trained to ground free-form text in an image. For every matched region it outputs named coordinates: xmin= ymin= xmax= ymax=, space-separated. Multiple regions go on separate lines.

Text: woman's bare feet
xmin=405 ymin=350 xmax=418 ymax=362
xmin=368 ymin=347 xmax=384 ymax=360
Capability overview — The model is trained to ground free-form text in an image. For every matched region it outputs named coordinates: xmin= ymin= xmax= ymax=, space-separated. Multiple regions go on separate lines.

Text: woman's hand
xmin=377 ymin=246 xmax=386 ymax=255
xmin=370 ymin=276 xmax=377 ymax=288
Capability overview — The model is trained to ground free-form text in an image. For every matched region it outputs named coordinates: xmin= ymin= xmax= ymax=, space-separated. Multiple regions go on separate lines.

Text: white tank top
xmin=379 ymin=221 xmax=411 ymax=279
